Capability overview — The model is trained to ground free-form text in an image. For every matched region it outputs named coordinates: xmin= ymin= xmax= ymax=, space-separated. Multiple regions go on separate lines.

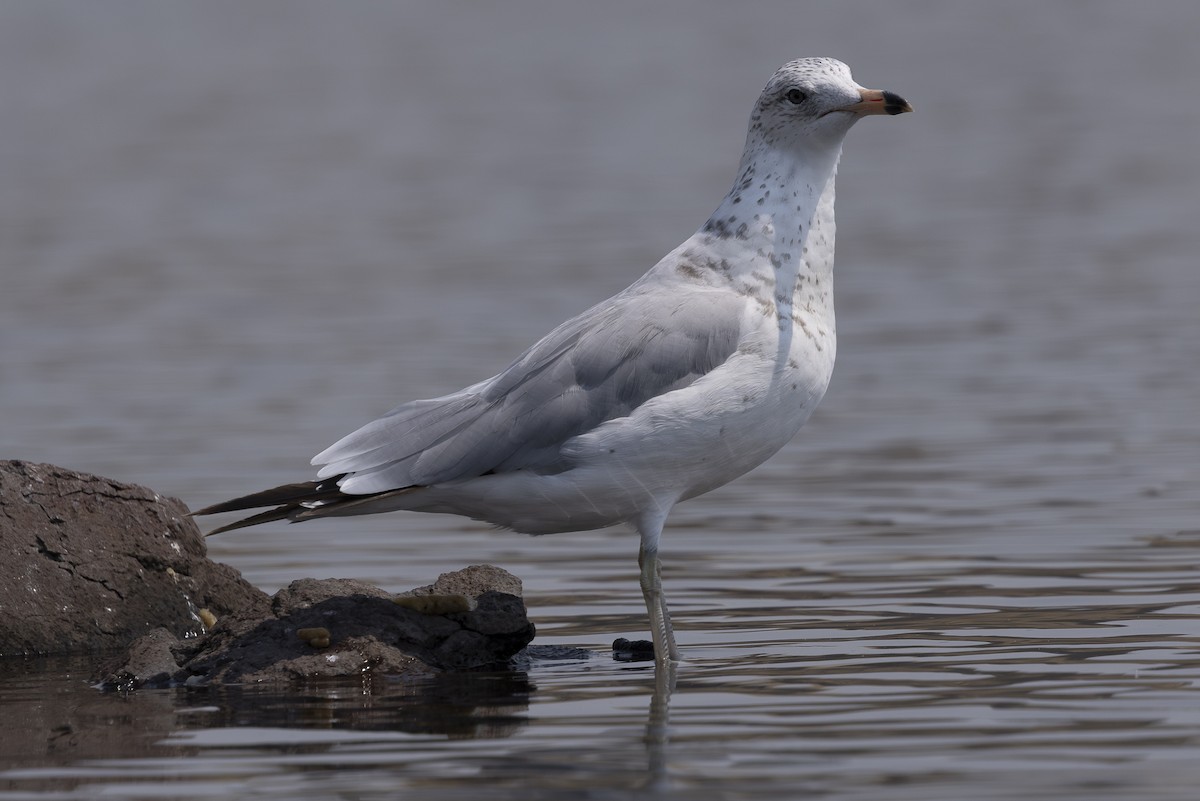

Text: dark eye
xmin=785 ymin=88 xmax=807 ymax=105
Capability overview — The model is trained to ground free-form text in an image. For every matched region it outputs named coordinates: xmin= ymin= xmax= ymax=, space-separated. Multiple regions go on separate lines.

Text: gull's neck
xmin=659 ymin=138 xmax=845 ymax=327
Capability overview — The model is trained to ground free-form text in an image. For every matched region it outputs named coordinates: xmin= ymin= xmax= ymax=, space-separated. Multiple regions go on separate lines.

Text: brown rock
xmin=101 ymin=627 xmax=184 ymax=688
xmin=408 ymin=563 xmax=524 ymax=598
xmin=0 ymin=460 xmax=269 ymax=656
xmin=0 ymin=460 xmax=538 ymax=682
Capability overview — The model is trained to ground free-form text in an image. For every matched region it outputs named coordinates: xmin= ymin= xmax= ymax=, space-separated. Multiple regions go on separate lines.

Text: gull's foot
xmin=612 ymin=637 xmax=657 ymax=662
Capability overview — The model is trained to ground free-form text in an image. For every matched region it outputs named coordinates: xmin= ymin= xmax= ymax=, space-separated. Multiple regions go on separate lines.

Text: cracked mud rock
xmin=1 ymin=460 xmax=268 ymax=655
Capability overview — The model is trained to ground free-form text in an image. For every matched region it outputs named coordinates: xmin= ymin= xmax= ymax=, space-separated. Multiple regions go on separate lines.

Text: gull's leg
xmin=639 ymin=544 xmax=681 ymax=663
xmin=637 ymin=510 xmax=681 ymax=664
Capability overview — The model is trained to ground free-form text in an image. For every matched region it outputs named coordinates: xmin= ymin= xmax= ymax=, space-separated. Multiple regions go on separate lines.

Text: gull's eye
xmin=785 ymin=88 xmax=807 ymax=105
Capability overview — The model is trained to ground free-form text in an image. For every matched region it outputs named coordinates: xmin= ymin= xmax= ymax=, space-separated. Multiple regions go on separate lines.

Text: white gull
xmin=196 ymin=57 xmax=912 ymax=665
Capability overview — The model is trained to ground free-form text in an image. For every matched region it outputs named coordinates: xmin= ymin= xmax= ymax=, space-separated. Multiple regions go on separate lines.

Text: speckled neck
xmin=663 ymin=138 xmax=843 ymax=331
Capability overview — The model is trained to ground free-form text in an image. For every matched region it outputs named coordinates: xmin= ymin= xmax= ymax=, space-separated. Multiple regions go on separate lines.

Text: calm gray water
xmin=3 ymin=1 xmax=1200 ymax=799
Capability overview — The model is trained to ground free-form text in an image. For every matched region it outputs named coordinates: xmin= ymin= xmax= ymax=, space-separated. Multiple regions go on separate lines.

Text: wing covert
xmin=317 ymin=287 xmax=745 ymax=493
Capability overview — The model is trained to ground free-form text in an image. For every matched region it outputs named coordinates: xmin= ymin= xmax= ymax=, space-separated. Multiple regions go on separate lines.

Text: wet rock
xmin=103 ymin=568 xmax=537 ymax=687
xmin=0 ymin=460 xmax=537 ymax=682
xmin=0 ymin=460 xmax=269 ymax=656
xmin=102 ymin=627 xmax=183 ymax=689
xmin=611 ymin=637 xmax=657 ymax=662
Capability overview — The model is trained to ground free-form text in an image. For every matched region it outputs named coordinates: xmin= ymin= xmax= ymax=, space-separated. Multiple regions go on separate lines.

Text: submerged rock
xmin=0 ymin=460 xmax=268 ymax=655
xmin=104 ymin=568 xmax=536 ymax=688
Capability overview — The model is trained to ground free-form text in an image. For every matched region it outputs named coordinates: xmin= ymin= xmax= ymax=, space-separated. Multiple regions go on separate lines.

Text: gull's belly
xmin=673 ymin=331 xmax=835 ymax=499
xmin=497 ymin=344 xmax=831 ymax=531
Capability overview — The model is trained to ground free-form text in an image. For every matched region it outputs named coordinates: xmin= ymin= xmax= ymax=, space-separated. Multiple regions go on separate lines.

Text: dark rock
xmin=510 ymin=643 xmax=596 ymax=669
xmin=101 ymin=568 xmax=537 ymax=687
xmin=612 ymin=637 xmax=657 ymax=662
xmin=0 ymin=460 xmax=269 ymax=656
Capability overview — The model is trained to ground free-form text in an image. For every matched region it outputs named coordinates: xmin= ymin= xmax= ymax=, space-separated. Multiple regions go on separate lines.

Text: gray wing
xmin=315 ymin=286 xmax=745 ymax=494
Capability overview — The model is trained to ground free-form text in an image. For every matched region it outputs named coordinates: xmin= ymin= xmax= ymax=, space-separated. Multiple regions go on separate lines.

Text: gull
xmin=196 ymin=57 xmax=911 ymax=665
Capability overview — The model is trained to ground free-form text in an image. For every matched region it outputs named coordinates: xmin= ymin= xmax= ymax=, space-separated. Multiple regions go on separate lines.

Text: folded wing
xmin=314 ymin=286 xmax=745 ymax=494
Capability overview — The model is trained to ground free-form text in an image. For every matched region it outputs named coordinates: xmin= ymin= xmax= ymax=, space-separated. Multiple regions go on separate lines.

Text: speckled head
xmin=749 ymin=57 xmax=912 ymax=151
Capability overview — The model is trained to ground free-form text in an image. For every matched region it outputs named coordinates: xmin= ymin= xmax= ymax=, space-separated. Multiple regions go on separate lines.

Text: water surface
xmin=2 ymin=2 xmax=1200 ymax=798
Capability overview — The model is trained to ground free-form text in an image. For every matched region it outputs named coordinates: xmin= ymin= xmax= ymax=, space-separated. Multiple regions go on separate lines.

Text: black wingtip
xmin=194 ymin=475 xmax=418 ymax=535
xmin=192 ymin=476 xmax=348 ymax=518
xmin=204 ymin=506 xmax=297 ymax=536
xmin=192 ymin=475 xmax=350 ymax=535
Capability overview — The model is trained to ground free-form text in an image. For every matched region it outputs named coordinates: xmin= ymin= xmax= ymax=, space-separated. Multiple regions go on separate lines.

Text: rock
xmin=612 ymin=637 xmax=657 ymax=662
xmin=0 ymin=460 xmax=538 ymax=683
xmin=408 ymin=563 xmax=525 ymax=599
xmin=102 ymin=568 xmax=536 ymax=687
xmin=102 ymin=627 xmax=183 ymax=689
xmin=0 ymin=460 xmax=269 ymax=656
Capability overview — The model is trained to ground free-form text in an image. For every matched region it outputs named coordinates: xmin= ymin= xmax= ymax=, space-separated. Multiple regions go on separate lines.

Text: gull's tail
xmin=192 ymin=475 xmax=416 ymax=536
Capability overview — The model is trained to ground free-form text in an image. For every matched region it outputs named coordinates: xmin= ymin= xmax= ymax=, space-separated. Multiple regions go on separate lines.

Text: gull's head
xmin=749 ymin=57 xmax=912 ymax=152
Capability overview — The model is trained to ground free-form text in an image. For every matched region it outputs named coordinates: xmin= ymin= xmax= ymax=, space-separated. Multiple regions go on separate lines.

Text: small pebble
xmin=297 ymin=627 xmax=331 ymax=648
